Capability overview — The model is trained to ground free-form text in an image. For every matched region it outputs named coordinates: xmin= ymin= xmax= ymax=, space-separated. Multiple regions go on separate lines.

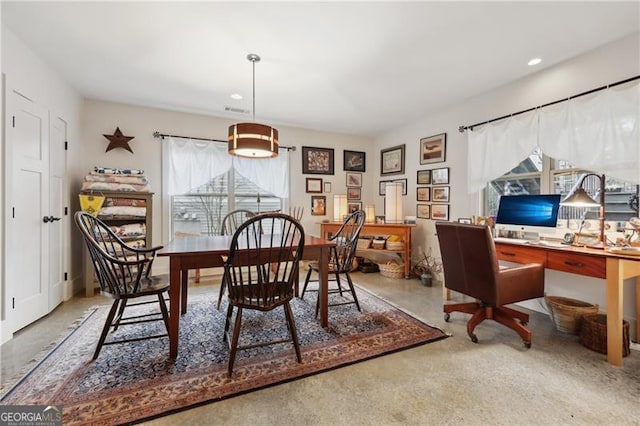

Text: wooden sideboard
xmin=319 ymin=222 xmax=415 ymax=278
xmin=495 ymin=240 xmax=640 ymax=366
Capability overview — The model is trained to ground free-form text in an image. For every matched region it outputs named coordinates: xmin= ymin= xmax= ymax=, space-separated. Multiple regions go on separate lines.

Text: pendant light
xmin=228 ymin=53 xmax=279 ymax=158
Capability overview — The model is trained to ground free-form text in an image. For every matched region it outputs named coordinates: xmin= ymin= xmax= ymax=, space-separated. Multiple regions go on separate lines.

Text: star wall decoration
xmin=104 ymin=127 xmax=135 ymax=153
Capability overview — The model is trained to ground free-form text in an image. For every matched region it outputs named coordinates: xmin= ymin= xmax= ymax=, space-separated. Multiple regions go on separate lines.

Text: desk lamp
xmin=561 ymin=173 xmax=606 ymax=248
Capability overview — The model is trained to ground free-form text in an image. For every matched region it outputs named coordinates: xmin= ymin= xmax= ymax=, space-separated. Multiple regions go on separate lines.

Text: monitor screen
xmin=495 ymin=194 xmax=561 ymax=229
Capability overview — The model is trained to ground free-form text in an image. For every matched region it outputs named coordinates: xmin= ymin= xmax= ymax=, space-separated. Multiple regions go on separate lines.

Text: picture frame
xmin=347 ymin=201 xmax=362 ymax=214
xmin=432 ymin=186 xmax=450 ymax=202
xmin=375 ymin=215 xmax=386 ymax=224
xmin=417 ymin=170 xmax=431 ymax=185
xmin=347 ymin=187 xmax=361 ymax=200
xmin=305 ymin=177 xmax=323 ymax=193
xmin=380 ymin=144 xmax=405 ymax=176
xmin=431 ymin=167 xmax=450 ymax=185
xmin=420 ymin=133 xmax=446 ymax=165
xmin=343 ymin=150 xmax=366 ymax=172
xmin=431 ymin=204 xmax=450 ymax=221
xmin=310 ymin=195 xmax=326 ymax=216
xmin=324 ymin=182 xmax=332 ymax=193
xmin=417 ymin=204 xmax=431 ymax=219
xmin=416 ymin=187 xmax=431 ymax=202
xmin=458 ymin=218 xmax=472 ymax=224
xmin=346 ymin=172 xmax=362 ymax=187
xmin=302 ymin=146 xmax=335 ymax=175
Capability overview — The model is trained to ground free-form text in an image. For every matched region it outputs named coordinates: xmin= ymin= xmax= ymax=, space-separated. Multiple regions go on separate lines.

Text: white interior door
xmin=48 ymin=115 xmax=67 ymax=310
xmin=5 ymin=89 xmax=49 ymax=332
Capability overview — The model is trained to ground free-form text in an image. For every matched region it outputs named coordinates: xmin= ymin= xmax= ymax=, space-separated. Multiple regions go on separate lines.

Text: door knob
xmin=42 ymin=216 xmax=62 ymax=223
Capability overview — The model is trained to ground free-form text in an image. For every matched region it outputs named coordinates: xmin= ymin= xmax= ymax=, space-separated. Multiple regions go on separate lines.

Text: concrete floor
xmin=2 ymin=272 xmax=639 ymax=425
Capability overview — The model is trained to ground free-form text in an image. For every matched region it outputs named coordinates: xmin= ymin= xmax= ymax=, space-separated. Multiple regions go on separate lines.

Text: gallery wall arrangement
xmin=415 ymin=133 xmax=449 ymax=221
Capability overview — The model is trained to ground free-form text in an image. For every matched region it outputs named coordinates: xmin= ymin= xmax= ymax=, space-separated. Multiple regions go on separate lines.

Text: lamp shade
xmin=228 ymin=122 xmax=279 ymax=158
xmin=333 ymin=195 xmax=348 ymax=222
xmin=384 ymin=182 xmax=403 ymax=224
xmin=561 ymin=187 xmax=600 ymax=207
xmin=365 ymin=204 xmax=376 ymax=223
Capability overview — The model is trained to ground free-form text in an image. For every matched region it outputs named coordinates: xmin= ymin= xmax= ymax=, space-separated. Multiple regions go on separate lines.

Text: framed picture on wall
xmin=347 ymin=187 xmax=361 ymax=200
xmin=344 ymin=150 xmax=366 ymax=172
xmin=380 ymin=144 xmax=405 ymax=176
xmin=431 ymin=167 xmax=450 ymax=185
xmin=302 ymin=146 xmax=334 ymax=175
xmin=417 ymin=204 xmax=431 ymax=219
xmin=417 ymin=187 xmax=431 ymax=202
xmin=347 ymin=201 xmax=362 ymax=213
xmin=324 ymin=182 xmax=332 ymax=193
xmin=431 ymin=204 xmax=450 ymax=221
xmin=311 ymin=195 xmax=326 ymax=216
xmin=305 ymin=177 xmax=323 ymax=193
xmin=420 ymin=133 xmax=446 ymax=165
xmin=417 ymin=170 xmax=431 ymax=185
xmin=346 ymin=172 xmax=362 ymax=187
xmin=432 ymin=186 xmax=450 ymax=202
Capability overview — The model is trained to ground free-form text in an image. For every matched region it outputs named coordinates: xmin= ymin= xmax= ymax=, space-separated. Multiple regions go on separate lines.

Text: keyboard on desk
xmin=493 ymin=237 xmax=530 ymax=245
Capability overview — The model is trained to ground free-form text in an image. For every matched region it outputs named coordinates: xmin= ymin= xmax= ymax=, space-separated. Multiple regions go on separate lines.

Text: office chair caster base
xmin=468 ymin=332 xmax=478 ymax=343
xmin=444 ymin=313 xmax=451 ymax=322
xmin=523 ymin=340 xmax=531 ymax=349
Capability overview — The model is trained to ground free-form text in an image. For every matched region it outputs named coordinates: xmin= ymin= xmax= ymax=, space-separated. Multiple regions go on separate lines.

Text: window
xmin=171 ymin=169 xmax=282 ymax=237
xmin=486 ymin=151 xmax=639 ymax=227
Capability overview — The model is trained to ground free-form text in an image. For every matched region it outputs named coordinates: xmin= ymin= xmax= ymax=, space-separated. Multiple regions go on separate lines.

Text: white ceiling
xmin=2 ymin=1 xmax=639 ymax=136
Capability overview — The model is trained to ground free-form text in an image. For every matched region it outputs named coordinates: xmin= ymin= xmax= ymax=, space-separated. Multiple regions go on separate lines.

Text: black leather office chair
xmin=436 ymin=221 xmax=545 ymax=347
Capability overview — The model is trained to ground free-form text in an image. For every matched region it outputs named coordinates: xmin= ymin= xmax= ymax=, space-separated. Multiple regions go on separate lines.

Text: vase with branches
xmin=411 ymin=247 xmax=443 ymax=286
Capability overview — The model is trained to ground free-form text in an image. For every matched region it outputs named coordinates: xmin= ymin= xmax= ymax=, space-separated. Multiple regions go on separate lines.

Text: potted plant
xmin=411 ymin=247 xmax=443 ymax=287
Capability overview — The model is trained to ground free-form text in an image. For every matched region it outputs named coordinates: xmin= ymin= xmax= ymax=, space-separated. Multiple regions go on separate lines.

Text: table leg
xmin=319 ymin=245 xmax=329 ymax=328
xmin=169 ymin=257 xmax=181 ymax=359
xmin=181 ymin=268 xmax=189 ymax=315
xmin=606 ymin=258 xmax=623 ymax=366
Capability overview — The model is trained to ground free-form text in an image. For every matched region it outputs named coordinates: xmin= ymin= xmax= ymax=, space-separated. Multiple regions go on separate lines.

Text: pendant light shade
xmin=228 ymin=54 xmax=279 ymax=158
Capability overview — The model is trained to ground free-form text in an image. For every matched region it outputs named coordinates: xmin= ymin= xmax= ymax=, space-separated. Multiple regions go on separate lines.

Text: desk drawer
xmin=547 ymin=251 xmax=606 ymax=279
xmin=495 ymin=244 xmax=546 ymax=265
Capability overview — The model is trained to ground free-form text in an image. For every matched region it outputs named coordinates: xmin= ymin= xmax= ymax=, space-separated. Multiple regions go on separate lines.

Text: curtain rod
xmin=152 ymin=131 xmax=296 ymax=151
xmin=458 ymin=75 xmax=640 ymax=133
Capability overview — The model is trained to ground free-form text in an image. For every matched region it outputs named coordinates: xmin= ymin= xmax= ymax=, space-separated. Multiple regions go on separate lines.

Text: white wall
xmin=81 ymin=100 xmax=373 ymax=273
xmin=1 ymin=27 xmax=83 ymax=340
xmin=374 ymin=33 xmax=640 ymax=328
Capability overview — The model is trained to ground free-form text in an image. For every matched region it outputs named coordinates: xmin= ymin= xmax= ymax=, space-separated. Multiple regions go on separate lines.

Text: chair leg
xmin=345 ymin=273 xmax=361 ymax=312
xmin=181 ymin=268 xmax=189 ymax=315
xmin=283 ymin=302 xmax=302 ymax=363
xmin=500 ymin=305 xmax=530 ymax=324
xmin=335 ymin=272 xmax=344 ymax=296
xmin=466 ymin=307 xmax=488 ymax=343
xmin=493 ymin=307 xmax=533 ymax=345
xmin=216 ymin=276 xmax=227 ymax=310
xmin=223 ymin=304 xmax=234 ymax=342
xmin=158 ymin=293 xmax=170 ymax=333
xmin=93 ymin=300 xmax=120 ymax=360
xmin=195 ymin=268 xmax=201 ymax=284
xmin=112 ymin=299 xmax=128 ymax=331
xmin=228 ymin=307 xmax=243 ymax=377
xmin=300 ymin=268 xmax=313 ymax=300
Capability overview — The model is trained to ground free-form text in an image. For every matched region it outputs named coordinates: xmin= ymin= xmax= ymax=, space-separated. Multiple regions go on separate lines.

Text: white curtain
xmin=166 ymin=136 xmax=289 ymax=197
xmin=538 ymin=83 xmax=639 ymax=183
xmin=467 ymin=111 xmax=539 ymax=193
xmin=467 ymin=82 xmax=640 ymax=193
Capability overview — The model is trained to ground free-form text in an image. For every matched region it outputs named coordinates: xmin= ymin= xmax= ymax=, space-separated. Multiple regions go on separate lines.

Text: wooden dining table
xmin=158 ymin=234 xmax=335 ymax=359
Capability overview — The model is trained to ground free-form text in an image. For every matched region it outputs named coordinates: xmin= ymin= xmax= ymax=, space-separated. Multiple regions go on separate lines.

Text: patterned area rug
xmin=0 ymin=285 xmax=448 ymax=424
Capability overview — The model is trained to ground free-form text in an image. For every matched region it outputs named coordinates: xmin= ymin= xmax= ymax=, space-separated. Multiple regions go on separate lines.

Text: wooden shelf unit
xmin=81 ymin=191 xmax=153 ymax=296
xmin=319 ymin=222 xmax=415 ymax=278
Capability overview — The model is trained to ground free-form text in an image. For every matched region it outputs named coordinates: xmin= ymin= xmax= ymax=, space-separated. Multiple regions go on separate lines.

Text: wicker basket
xmin=378 ymin=261 xmax=404 ymax=278
xmin=579 ymin=313 xmax=630 ymax=357
xmin=545 ymin=295 xmax=599 ymax=335
xmin=372 ymin=239 xmax=386 ymax=249
xmin=357 ymin=238 xmax=372 ymax=250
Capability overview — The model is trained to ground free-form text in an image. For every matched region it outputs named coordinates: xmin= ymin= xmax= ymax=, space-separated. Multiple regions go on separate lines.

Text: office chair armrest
xmin=497 ymin=263 xmax=545 ymax=305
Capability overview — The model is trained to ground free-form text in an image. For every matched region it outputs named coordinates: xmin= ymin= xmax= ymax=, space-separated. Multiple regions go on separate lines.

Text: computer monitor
xmin=495 ymin=194 xmax=562 ymax=239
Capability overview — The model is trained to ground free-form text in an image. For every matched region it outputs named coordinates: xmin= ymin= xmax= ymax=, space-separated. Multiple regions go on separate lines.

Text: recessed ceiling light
xmin=528 ymin=58 xmax=542 ymax=66
xmin=230 ymin=93 xmax=243 ymax=100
